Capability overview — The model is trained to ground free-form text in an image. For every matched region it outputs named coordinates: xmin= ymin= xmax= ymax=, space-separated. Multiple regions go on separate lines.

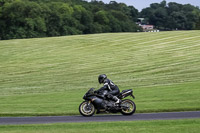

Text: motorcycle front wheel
xmin=79 ymin=101 xmax=95 ymax=117
xmin=120 ymin=99 xmax=136 ymax=115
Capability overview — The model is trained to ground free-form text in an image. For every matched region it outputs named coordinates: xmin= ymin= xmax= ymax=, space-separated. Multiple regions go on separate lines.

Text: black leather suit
xmin=97 ymin=79 xmax=120 ymax=99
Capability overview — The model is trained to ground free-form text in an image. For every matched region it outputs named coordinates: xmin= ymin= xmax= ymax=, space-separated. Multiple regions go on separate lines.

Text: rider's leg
xmin=107 ymin=93 xmax=121 ymax=103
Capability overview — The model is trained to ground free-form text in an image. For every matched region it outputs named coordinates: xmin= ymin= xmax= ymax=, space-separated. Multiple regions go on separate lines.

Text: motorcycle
xmin=79 ymin=88 xmax=136 ymax=117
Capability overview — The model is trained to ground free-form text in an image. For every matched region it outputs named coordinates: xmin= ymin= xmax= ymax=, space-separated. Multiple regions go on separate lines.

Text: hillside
xmin=0 ymin=31 xmax=200 ymax=116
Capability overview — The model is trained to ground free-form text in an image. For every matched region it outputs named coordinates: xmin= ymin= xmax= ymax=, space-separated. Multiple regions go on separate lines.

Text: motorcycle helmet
xmin=98 ymin=74 xmax=107 ymax=84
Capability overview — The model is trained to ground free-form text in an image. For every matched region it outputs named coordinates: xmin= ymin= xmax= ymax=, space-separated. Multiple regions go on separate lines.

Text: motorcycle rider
xmin=96 ymin=74 xmax=121 ymax=104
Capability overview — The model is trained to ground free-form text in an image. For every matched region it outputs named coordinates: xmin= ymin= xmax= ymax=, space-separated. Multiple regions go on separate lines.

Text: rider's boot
xmin=113 ymin=96 xmax=121 ymax=104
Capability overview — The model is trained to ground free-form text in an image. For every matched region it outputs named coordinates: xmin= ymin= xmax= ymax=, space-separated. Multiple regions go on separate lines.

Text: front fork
xmin=87 ymin=101 xmax=91 ymax=106
xmin=86 ymin=101 xmax=92 ymax=110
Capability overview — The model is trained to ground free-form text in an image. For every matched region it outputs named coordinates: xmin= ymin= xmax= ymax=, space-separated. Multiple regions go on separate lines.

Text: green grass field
xmin=0 ymin=119 xmax=200 ymax=133
xmin=0 ymin=31 xmax=200 ymax=116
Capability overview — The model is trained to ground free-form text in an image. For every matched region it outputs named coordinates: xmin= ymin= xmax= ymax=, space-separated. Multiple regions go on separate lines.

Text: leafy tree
xmin=129 ymin=6 xmax=139 ymax=21
xmin=193 ymin=8 xmax=200 ymax=29
xmin=1 ymin=0 xmax=199 ymax=40
xmin=140 ymin=1 xmax=200 ymax=30
xmin=94 ymin=10 xmax=109 ymax=25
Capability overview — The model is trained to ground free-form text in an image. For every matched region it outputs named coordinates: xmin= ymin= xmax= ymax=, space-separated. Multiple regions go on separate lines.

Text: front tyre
xmin=79 ymin=101 xmax=95 ymax=117
xmin=120 ymin=99 xmax=136 ymax=115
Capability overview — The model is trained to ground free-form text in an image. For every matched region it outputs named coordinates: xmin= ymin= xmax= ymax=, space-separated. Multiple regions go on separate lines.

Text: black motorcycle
xmin=79 ymin=88 xmax=136 ymax=117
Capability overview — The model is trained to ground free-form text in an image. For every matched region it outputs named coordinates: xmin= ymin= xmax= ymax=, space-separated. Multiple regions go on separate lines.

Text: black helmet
xmin=98 ymin=74 xmax=107 ymax=84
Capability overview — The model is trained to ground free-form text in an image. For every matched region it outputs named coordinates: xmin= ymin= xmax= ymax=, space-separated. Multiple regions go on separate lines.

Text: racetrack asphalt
xmin=0 ymin=111 xmax=200 ymax=125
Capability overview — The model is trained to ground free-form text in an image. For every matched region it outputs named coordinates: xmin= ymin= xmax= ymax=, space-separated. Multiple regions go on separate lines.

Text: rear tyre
xmin=79 ymin=101 xmax=95 ymax=117
xmin=120 ymin=99 xmax=136 ymax=115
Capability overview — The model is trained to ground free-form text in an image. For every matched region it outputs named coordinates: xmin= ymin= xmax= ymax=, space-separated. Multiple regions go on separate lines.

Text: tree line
xmin=0 ymin=0 xmax=200 ymax=40
xmin=140 ymin=1 xmax=200 ymax=30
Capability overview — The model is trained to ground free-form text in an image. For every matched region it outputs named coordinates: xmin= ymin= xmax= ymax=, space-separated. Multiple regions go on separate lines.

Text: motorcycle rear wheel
xmin=79 ymin=101 xmax=95 ymax=117
xmin=120 ymin=99 xmax=136 ymax=115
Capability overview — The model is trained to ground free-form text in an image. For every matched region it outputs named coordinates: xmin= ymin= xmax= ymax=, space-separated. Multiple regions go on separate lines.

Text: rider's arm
xmin=96 ymin=85 xmax=107 ymax=93
xmin=95 ymin=79 xmax=111 ymax=93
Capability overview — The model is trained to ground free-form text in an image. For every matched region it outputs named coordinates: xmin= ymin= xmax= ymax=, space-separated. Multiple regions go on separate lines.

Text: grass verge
xmin=0 ymin=119 xmax=200 ymax=133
